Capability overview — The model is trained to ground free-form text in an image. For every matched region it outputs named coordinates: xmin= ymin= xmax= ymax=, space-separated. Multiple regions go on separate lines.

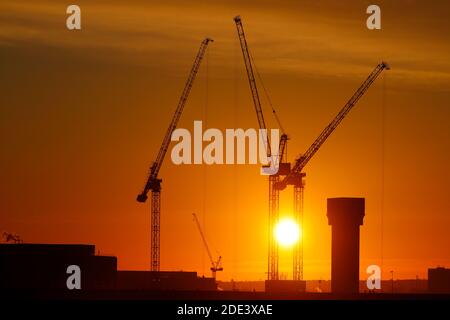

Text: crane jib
xmin=277 ymin=62 xmax=389 ymax=190
xmin=234 ymin=16 xmax=271 ymax=158
xmin=137 ymin=38 xmax=213 ymax=202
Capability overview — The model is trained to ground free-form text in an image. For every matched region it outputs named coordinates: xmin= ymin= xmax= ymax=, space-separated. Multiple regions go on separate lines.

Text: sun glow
xmin=274 ymin=218 xmax=301 ymax=247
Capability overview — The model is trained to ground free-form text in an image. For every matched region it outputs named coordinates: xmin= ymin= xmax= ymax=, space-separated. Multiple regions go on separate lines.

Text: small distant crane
xmin=192 ymin=213 xmax=223 ymax=279
xmin=2 ymin=232 xmax=23 ymax=244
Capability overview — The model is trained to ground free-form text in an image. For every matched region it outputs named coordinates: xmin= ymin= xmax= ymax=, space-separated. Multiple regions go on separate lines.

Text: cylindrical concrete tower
xmin=327 ymin=197 xmax=365 ymax=294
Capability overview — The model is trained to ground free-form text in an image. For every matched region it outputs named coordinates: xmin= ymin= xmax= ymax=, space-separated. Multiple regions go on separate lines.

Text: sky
xmin=1 ymin=0 xmax=449 ymax=281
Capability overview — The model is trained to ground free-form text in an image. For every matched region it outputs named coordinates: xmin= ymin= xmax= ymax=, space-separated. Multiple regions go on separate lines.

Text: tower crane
xmin=234 ymin=16 xmax=292 ymax=281
xmin=137 ymin=38 xmax=213 ymax=271
xmin=277 ymin=62 xmax=390 ymax=281
xmin=235 ymin=16 xmax=388 ymax=282
xmin=192 ymin=213 xmax=223 ymax=279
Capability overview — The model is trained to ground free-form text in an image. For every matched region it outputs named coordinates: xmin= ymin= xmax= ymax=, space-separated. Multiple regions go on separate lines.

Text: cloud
xmin=1 ymin=0 xmax=449 ymax=86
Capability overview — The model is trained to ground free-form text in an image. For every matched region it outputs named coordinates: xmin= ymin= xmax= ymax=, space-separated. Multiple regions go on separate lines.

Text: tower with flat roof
xmin=327 ymin=197 xmax=365 ymax=294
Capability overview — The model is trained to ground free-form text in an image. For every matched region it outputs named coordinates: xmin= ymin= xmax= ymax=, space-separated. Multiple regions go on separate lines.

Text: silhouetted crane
xmin=137 ymin=38 xmax=213 ymax=271
xmin=234 ymin=15 xmax=290 ymax=281
xmin=192 ymin=213 xmax=223 ymax=279
xmin=234 ymin=19 xmax=389 ymax=282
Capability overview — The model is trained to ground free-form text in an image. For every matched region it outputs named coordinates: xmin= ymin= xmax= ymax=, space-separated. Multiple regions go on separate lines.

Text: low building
xmin=0 ymin=243 xmax=216 ymax=293
xmin=0 ymin=243 xmax=116 ymax=290
xmin=117 ymin=271 xmax=216 ymax=291
xmin=428 ymin=267 xmax=450 ymax=293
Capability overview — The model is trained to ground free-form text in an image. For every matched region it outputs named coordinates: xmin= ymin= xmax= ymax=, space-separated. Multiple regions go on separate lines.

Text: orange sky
xmin=1 ymin=0 xmax=449 ymax=281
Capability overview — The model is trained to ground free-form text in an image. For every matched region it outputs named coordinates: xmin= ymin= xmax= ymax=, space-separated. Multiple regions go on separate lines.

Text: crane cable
xmin=233 ymin=36 xmax=239 ymax=280
xmin=202 ymin=46 xmax=210 ymax=276
xmin=381 ymin=71 xmax=387 ymax=279
xmin=249 ymin=51 xmax=286 ymax=135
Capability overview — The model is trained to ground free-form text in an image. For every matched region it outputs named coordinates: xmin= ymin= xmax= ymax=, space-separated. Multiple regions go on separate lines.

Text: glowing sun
xmin=274 ymin=218 xmax=301 ymax=247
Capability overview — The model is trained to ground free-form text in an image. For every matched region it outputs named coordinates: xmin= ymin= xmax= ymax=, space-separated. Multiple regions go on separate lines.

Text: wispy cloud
xmin=1 ymin=0 xmax=449 ymax=86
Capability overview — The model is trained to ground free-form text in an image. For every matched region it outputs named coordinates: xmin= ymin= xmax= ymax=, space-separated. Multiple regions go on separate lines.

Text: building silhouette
xmin=327 ymin=197 xmax=365 ymax=294
xmin=428 ymin=267 xmax=450 ymax=293
xmin=0 ymin=243 xmax=215 ymax=292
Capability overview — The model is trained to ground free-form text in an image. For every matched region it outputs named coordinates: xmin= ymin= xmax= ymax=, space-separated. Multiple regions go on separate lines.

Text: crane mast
xmin=192 ymin=213 xmax=223 ymax=279
xmin=137 ymin=38 xmax=213 ymax=271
